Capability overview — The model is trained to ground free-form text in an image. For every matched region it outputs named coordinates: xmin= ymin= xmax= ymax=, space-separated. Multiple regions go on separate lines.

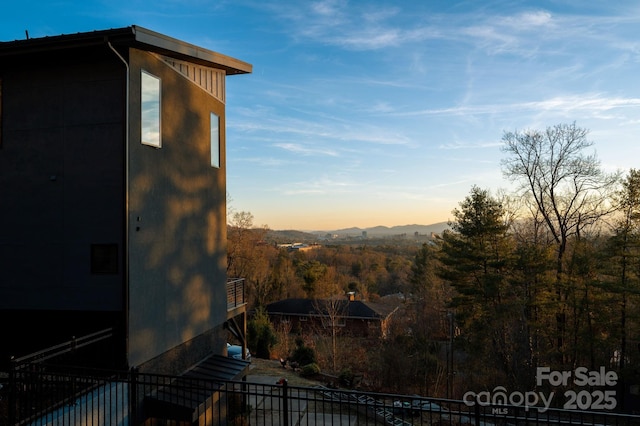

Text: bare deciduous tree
xmin=227 ymin=210 xmax=257 ymax=277
xmin=500 ymin=122 xmax=620 ymax=359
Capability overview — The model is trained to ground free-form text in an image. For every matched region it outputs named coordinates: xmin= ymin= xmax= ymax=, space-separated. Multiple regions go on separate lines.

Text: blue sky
xmin=4 ymin=1 xmax=640 ymax=231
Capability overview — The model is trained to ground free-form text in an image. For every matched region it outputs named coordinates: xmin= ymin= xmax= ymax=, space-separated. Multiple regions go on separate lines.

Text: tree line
xmin=228 ymin=123 xmax=640 ymax=409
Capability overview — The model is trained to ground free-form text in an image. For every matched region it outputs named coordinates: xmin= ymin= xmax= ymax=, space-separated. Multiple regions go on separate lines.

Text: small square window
xmin=91 ymin=244 xmax=118 ymax=274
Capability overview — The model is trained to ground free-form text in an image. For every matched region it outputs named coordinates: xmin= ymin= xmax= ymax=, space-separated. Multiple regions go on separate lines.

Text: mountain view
xmin=318 ymin=222 xmax=450 ymax=237
xmin=266 ymin=222 xmax=450 ymax=243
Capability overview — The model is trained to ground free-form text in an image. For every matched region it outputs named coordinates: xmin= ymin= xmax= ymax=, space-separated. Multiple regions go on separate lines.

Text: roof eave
xmin=130 ymin=25 xmax=252 ymax=75
xmin=0 ymin=25 xmax=252 ymax=76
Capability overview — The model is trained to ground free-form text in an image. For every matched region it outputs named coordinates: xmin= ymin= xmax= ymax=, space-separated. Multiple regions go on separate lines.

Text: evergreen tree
xmin=601 ymin=169 xmax=640 ymax=397
xmin=407 ymin=243 xmax=449 ymax=394
xmin=247 ymin=307 xmax=277 ymax=359
xmin=439 ymin=186 xmax=519 ymax=388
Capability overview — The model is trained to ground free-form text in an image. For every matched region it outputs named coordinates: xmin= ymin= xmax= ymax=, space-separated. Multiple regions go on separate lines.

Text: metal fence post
xmin=130 ymin=366 xmax=139 ymax=424
xmin=282 ymin=379 xmax=289 ymax=426
xmin=8 ymin=356 xmax=17 ymax=425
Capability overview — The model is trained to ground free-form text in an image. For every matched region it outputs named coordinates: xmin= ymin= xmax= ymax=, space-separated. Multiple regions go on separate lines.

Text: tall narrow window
xmin=141 ymin=71 xmax=161 ymax=147
xmin=210 ymin=112 xmax=220 ymax=168
xmin=0 ymin=77 xmax=3 ymax=149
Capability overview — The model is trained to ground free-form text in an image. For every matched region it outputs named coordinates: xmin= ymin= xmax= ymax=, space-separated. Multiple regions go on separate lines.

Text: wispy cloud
xmin=439 ymin=141 xmax=502 ymax=150
xmin=229 ymin=1 xmax=640 ymax=228
xmin=512 ymin=10 xmax=553 ymax=27
xmin=274 ymin=142 xmax=339 ymax=156
xmin=232 ymin=156 xmax=297 ymax=167
xmin=262 ymin=1 xmax=640 ymax=61
xmin=282 ymin=175 xmax=358 ymax=195
xmin=528 ymin=95 xmax=640 ymax=112
xmin=231 ymin=110 xmax=413 ymax=146
xmin=396 ymin=94 xmax=640 ymax=118
xmin=261 ymin=1 xmax=439 ymax=50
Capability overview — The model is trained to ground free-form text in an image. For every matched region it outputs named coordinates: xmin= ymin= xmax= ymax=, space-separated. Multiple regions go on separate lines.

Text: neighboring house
xmin=0 ymin=25 xmax=252 ymax=386
xmin=265 ymin=296 xmax=399 ymax=338
xmin=276 ymin=242 xmax=321 ymax=251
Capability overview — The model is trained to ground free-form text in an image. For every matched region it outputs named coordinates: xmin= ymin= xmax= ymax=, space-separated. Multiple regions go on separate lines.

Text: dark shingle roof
xmin=265 ymin=298 xmax=398 ymax=320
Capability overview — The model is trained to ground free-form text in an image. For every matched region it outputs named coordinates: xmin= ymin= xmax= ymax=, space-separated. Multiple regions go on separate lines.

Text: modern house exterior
xmin=0 ymin=26 xmax=252 ymax=379
xmin=265 ymin=296 xmax=399 ymax=338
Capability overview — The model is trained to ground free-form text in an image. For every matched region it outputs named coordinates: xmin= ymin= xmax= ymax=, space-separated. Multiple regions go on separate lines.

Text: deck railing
xmin=227 ymin=277 xmax=246 ymax=310
xmin=3 ymin=365 xmax=640 ymax=426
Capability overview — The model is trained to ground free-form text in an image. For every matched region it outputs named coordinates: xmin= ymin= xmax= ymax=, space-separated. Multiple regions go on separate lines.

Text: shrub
xmin=300 ymin=362 xmax=320 ymax=377
xmin=289 ymin=340 xmax=317 ymax=366
xmin=339 ymin=368 xmax=355 ymax=387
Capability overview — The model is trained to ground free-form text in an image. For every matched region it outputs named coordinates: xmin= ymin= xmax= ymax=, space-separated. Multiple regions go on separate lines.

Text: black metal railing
xmin=9 ymin=328 xmax=114 ymax=370
xmin=227 ymin=277 xmax=245 ymax=309
xmin=4 ymin=365 xmax=640 ymax=426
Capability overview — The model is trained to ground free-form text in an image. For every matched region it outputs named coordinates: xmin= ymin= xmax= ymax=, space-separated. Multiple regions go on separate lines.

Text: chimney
xmin=347 ymin=291 xmax=355 ymax=302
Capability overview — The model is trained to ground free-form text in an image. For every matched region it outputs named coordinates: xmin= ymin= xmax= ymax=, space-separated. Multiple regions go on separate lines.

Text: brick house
xmin=265 ymin=296 xmax=399 ymax=338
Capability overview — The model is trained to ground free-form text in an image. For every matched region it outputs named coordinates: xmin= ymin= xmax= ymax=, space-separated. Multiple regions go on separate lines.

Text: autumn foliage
xmin=228 ymin=125 xmax=640 ymax=409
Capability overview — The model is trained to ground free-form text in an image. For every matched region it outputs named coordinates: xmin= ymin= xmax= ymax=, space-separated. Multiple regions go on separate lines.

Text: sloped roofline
xmin=265 ymin=298 xmax=399 ymax=320
xmin=0 ymin=25 xmax=252 ymax=75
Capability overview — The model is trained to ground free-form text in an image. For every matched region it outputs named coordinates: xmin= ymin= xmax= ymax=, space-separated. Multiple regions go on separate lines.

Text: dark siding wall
xmin=0 ymin=47 xmax=126 ymax=312
xmin=127 ymin=48 xmax=227 ymax=368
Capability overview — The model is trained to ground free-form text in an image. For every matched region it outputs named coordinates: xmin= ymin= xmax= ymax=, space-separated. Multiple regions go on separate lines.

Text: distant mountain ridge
xmin=265 ymin=222 xmax=451 ymax=243
xmin=319 ymin=222 xmax=450 ymax=237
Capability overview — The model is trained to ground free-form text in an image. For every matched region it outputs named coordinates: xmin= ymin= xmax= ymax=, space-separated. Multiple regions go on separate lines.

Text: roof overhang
xmin=0 ymin=25 xmax=252 ymax=75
